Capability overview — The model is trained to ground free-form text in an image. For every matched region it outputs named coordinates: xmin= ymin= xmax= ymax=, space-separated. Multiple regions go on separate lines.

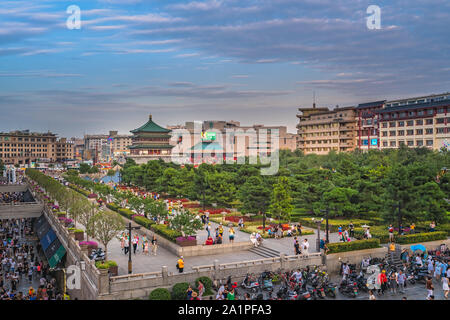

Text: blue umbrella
xmin=411 ymin=244 xmax=428 ymax=257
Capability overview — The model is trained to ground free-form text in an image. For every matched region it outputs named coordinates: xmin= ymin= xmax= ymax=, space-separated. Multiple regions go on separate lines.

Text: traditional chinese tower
xmin=127 ymin=114 xmax=174 ymax=163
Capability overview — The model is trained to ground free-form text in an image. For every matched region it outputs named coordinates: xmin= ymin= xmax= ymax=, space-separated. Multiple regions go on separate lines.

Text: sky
xmin=0 ymin=0 xmax=449 ymax=138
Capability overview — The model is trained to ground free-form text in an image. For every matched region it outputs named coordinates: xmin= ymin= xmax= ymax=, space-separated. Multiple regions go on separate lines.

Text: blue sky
xmin=0 ymin=0 xmax=449 ymax=137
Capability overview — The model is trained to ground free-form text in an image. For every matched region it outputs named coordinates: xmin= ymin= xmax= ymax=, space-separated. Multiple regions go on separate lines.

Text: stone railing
xmin=102 ymin=252 xmax=323 ymax=300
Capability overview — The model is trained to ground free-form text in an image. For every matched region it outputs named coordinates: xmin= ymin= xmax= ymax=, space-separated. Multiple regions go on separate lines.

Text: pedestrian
xmin=177 ymin=256 xmax=184 ymax=273
xmin=349 ymin=222 xmax=354 ymax=238
xmin=294 ymin=240 xmax=301 ymax=255
xmin=397 ymin=270 xmax=406 ymax=294
xmin=186 ymin=285 xmax=193 ymax=300
xmin=218 ymin=224 xmax=224 ymax=237
xmin=124 ymin=236 xmax=129 ymax=255
xmin=198 ymin=280 xmax=205 ymax=300
xmin=427 ymin=259 xmax=434 ymax=275
xmin=377 ymin=270 xmax=388 ymax=295
xmin=229 ymin=227 xmax=235 ymax=243
xmin=302 ymin=239 xmax=309 ymax=256
xmin=425 ymin=277 xmax=434 ymax=300
xmin=143 ymin=241 xmax=149 ymax=255
xmin=434 ymin=261 xmax=442 ymax=281
xmin=338 ymin=226 xmax=342 ymax=241
xmin=389 ymin=271 xmax=397 ymax=295
xmin=206 ymin=223 xmax=211 ymax=238
xmin=132 ymin=236 xmax=138 ymax=255
xmin=141 ymin=235 xmax=147 ymax=252
xmin=410 ymin=223 xmax=415 ymax=234
xmin=151 ymin=236 xmax=158 ymax=256
xmin=369 ymin=290 xmax=376 ymax=300
xmin=297 ymin=224 xmax=302 ymax=236
xmin=429 ymin=221 xmax=436 ymax=232
xmin=389 ymin=242 xmax=396 ymax=263
xmin=442 ymin=276 xmax=449 ymax=299
xmin=388 ymin=225 xmax=394 ymax=242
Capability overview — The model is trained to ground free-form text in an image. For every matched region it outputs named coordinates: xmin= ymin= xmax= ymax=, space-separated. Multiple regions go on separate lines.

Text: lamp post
xmin=320 ymin=209 xmax=330 ymax=243
xmin=312 ymin=218 xmax=324 ymax=253
xmin=128 ymin=222 xmax=141 ymax=274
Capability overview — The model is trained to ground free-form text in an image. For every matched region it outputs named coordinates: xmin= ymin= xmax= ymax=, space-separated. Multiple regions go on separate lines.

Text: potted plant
xmin=96 ymin=260 xmax=118 ymax=276
xmin=74 ymin=229 xmax=84 ymax=241
xmin=80 ymin=241 xmax=98 ymax=256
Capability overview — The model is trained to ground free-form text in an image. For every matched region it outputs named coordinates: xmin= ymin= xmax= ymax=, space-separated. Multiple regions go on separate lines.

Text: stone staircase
xmin=386 ymin=244 xmax=403 ymax=267
xmin=248 ymin=245 xmax=281 ymax=258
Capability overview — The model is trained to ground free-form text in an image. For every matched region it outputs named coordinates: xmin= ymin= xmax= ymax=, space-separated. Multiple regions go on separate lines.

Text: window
xmin=416 ymin=119 xmax=423 ymax=125
xmin=398 ymin=130 xmax=404 ymax=136
xmin=382 ymin=131 xmax=388 ymax=137
xmin=436 ymin=118 xmax=445 ymax=124
xmin=399 ymin=141 xmax=405 ymax=146
xmin=426 ymin=140 xmax=433 ymax=146
xmin=408 ymin=111 xmax=414 ymax=117
xmin=407 ymin=130 xmax=414 ymax=135
xmin=389 ymin=122 xmax=396 ymax=127
xmin=416 ymin=129 xmax=423 ymax=135
xmin=417 ymin=110 xmax=424 ymax=116
xmin=426 ymin=119 xmax=433 ymax=125
xmin=399 ymin=112 xmax=406 ymax=117
xmin=407 ymin=120 xmax=414 ymax=126
xmin=426 ymin=128 xmax=433 ymax=134
xmin=437 ymin=108 xmax=444 ymax=113
xmin=398 ymin=121 xmax=404 ymax=127
xmin=436 ymin=128 xmax=445 ymax=134
xmin=416 ymin=140 xmax=423 ymax=147
xmin=390 ymin=141 xmax=396 ymax=147
xmin=427 ymin=109 xmax=433 ymax=115
xmin=383 ymin=142 xmax=388 ymax=147
xmin=407 ymin=140 xmax=414 ymax=146
xmin=390 ymin=131 xmax=396 ymax=136
xmin=382 ymin=123 xmax=388 ymax=128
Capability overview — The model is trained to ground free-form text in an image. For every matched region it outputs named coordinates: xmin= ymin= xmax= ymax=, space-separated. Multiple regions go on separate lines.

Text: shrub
xmin=149 ymin=288 xmax=171 ymax=300
xmin=134 ymin=216 xmax=155 ymax=229
xmin=171 ymin=282 xmax=190 ymax=300
xmin=152 ymin=224 xmax=182 ymax=242
xmin=326 ymin=238 xmax=380 ymax=254
xmin=106 ymin=203 xmax=120 ymax=212
xmin=95 ymin=260 xmax=117 ymax=269
xmin=195 ymin=276 xmax=213 ymax=296
xmin=118 ymin=208 xmax=135 ymax=219
xmin=396 ymin=231 xmax=447 ymax=244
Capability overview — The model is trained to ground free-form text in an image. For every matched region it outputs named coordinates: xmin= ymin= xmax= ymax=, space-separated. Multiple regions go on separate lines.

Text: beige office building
xmin=296 ymin=106 xmax=357 ymax=154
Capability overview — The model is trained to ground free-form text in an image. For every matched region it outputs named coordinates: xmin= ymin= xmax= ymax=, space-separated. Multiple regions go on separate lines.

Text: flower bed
xmin=199 ymin=209 xmax=231 ymax=215
xmin=176 ymin=236 xmax=197 ymax=247
xmin=326 ymin=238 xmax=381 ymax=254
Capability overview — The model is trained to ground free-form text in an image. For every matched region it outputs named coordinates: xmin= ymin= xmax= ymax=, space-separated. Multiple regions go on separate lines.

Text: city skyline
xmin=1 ymin=0 xmax=449 ymax=137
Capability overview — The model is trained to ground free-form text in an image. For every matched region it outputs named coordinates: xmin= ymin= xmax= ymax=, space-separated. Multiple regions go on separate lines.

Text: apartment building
xmin=355 ymin=100 xmax=385 ymax=150
xmin=0 ymin=130 xmax=73 ymax=165
xmin=378 ymin=93 xmax=449 ymax=150
xmin=296 ymin=105 xmax=357 ymax=155
xmin=84 ymin=131 xmax=132 ymax=162
xmin=55 ymin=138 xmax=75 ymax=162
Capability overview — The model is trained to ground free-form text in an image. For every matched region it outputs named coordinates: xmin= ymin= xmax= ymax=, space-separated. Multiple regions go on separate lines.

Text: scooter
xmin=89 ymin=248 xmax=105 ymax=262
xmin=241 ymin=274 xmax=260 ymax=292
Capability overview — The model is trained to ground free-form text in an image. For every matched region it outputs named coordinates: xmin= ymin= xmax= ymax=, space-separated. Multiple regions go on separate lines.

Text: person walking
xmin=389 ymin=242 xmax=396 ymax=264
xmin=349 ymin=222 xmax=354 ymax=238
xmin=198 ymin=280 xmax=205 ymax=300
xmin=389 ymin=271 xmax=397 ymax=295
xmin=143 ymin=241 xmax=149 ymax=255
xmin=132 ymin=236 xmax=138 ymax=254
xmin=397 ymin=270 xmax=406 ymax=294
xmin=294 ymin=240 xmax=301 ymax=255
xmin=177 ymin=256 xmax=184 ymax=273
xmin=151 ymin=236 xmax=158 ymax=256
xmin=426 ymin=277 xmax=434 ymax=299
xmin=377 ymin=270 xmax=388 ymax=295
xmin=442 ymin=276 xmax=449 ymax=299
xmin=206 ymin=223 xmax=211 ymax=238
xmin=388 ymin=225 xmax=394 ymax=242
xmin=229 ymin=227 xmax=235 ymax=243
xmin=302 ymin=239 xmax=309 ymax=256
xmin=410 ymin=223 xmax=415 ymax=234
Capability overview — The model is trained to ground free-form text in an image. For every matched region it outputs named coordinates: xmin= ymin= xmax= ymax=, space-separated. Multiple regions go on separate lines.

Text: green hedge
xmin=134 ymin=216 xmax=155 ymax=229
xmin=195 ymin=276 xmax=213 ymax=296
xmin=95 ymin=260 xmax=118 ymax=269
xmin=152 ymin=224 xmax=182 ymax=242
xmin=106 ymin=203 xmax=120 ymax=212
xmin=68 ymin=184 xmax=90 ymax=197
xmin=149 ymin=288 xmax=171 ymax=300
xmin=118 ymin=208 xmax=135 ymax=219
xmin=326 ymin=238 xmax=380 ymax=254
xmin=171 ymin=282 xmax=190 ymax=300
xmin=396 ymin=231 xmax=447 ymax=244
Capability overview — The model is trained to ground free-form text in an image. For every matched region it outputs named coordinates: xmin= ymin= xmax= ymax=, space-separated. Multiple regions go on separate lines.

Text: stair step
xmin=248 ymin=246 xmax=281 ymax=258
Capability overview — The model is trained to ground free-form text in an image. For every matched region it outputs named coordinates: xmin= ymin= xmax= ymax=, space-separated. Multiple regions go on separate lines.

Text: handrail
xmin=110 ymin=271 xmax=163 ymax=282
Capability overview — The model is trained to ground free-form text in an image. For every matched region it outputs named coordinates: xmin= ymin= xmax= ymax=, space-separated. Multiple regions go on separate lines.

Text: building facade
xmin=378 ymin=93 xmax=449 ymax=150
xmin=296 ymin=105 xmax=357 ymax=155
xmin=0 ymin=130 xmax=74 ymax=165
xmin=355 ymin=100 xmax=385 ymax=150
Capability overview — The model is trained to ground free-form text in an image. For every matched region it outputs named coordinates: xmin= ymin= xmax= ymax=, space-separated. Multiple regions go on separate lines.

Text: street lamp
xmin=127 ymin=222 xmax=141 ymax=274
xmin=320 ymin=208 xmax=330 ymax=243
xmin=312 ymin=218 xmax=324 ymax=253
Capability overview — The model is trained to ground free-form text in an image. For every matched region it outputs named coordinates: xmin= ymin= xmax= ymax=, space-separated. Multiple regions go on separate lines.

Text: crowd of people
xmin=0 ymin=192 xmax=25 ymax=204
xmin=0 ymin=218 xmax=62 ymax=300
xmin=119 ymin=232 xmax=158 ymax=256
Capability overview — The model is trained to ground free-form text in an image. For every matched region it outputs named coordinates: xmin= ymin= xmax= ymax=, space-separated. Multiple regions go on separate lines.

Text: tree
xmin=107 ymin=169 xmax=115 ymax=178
xmin=0 ymin=159 xmax=4 ymax=176
xmin=168 ymin=210 xmax=203 ymax=238
xmin=79 ymin=163 xmax=91 ymax=174
xmin=79 ymin=202 xmax=98 ymax=241
xmin=88 ymin=165 xmax=99 ymax=174
xmin=89 ymin=211 xmax=124 ymax=260
xmin=206 ymin=171 xmax=237 ymax=207
xmin=415 ymin=182 xmax=447 ymax=224
xmin=320 ymin=187 xmax=358 ymax=218
xmin=239 ymin=176 xmax=270 ymax=215
xmin=269 ymin=176 xmax=294 ymax=221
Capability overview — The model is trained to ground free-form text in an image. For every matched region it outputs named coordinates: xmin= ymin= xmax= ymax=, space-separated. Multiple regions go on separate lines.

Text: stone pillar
xmin=98 ymin=268 xmax=110 ymax=295
xmin=161 ymin=266 xmax=169 ymax=286
xmin=80 ymin=244 xmax=89 ymax=258
xmin=280 ymin=253 xmax=286 ymax=271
